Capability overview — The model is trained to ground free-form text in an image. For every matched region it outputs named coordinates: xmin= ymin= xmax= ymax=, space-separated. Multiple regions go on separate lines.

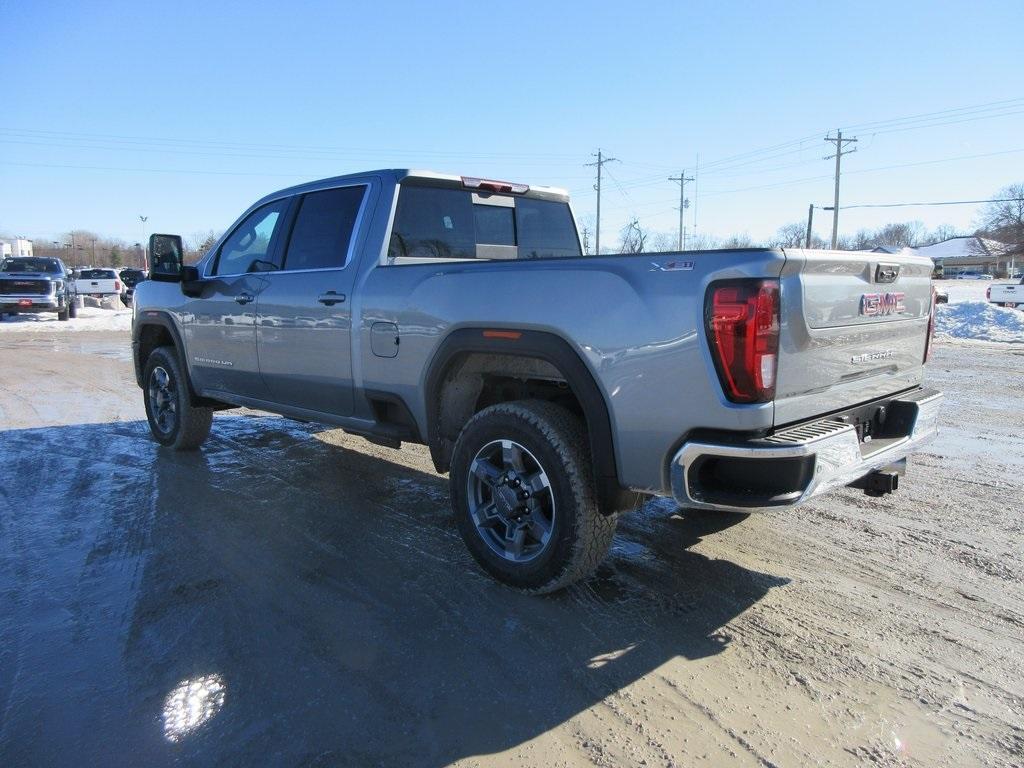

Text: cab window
xmin=282 ymin=186 xmax=366 ymax=271
xmin=213 ymin=200 xmax=288 ymax=276
xmin=388 ymin=184 xmax=581 ymax=261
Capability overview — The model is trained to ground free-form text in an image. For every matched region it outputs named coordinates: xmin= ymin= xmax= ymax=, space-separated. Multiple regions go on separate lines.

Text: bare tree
xmin=978 ymin=183 xmax=1024 ymax=243
xmin=685 ymin=233 xmax=720 ymax=251
xmin=618 ymin=218 xmax=649 ymax=254
xmin=920 ymin=223 xmax=961 ymax=245
xmin=186 ymin=230 xmax=222 ymax=264
xmin=720 ymin=233 xmax=758 ymax=249
xmin=874 ymin=221 xmax=925 ymax=249
xmin=771 ymin=222 xmax=807 ymax=248
xmin=649 ymin=231 xmax=679 ymax=252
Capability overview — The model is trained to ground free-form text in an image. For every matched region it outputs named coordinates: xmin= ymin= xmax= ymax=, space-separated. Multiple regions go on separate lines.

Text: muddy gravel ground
xmin=0 ymin=330 xmax=1021 ymax=768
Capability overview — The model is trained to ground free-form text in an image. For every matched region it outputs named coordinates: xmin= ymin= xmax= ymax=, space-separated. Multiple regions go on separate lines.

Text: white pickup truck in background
xmin=75 ymin=268 xmax=122 ymax=303
xmin=987 ymin=277 xmax=1024 ymax=308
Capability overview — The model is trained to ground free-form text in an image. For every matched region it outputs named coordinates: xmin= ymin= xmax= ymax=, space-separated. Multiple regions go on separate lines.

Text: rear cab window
xmin=79 ymin=269 xmax=117 ymax=280
xmin=387 ymin=182 xmax=581 ymax=263
xmin=282 ymin=185 xmax=366 ymax=271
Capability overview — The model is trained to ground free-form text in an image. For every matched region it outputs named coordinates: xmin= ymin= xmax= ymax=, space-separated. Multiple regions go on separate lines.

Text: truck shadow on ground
xmin=0 ymin=414 xmax=789 ymax=767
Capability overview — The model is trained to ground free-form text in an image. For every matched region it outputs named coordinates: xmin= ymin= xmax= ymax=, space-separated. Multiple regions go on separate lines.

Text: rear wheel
xmin=57 ymin=305 xmax=69 ymax=321
xmin=68 ymin=299 xmax=77 ymax=319
xmin=143 ymin=346 xmax=213 ymax=450
xmin=450 ymin=400 xmax=617 ymax=593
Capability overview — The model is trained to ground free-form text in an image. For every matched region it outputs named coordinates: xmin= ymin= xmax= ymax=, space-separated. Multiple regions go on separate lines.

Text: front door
xmin=256 ymin=184 xmax=367 ymax=416
xmin=184 ymin=199 xmax=289 ymax=400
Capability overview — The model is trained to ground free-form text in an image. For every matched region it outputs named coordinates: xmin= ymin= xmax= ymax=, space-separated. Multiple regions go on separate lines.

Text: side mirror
xmin=149 ymin=234 xmax=184 ymax=282
xmin=67 ymin=269 xmax=76 ymax=280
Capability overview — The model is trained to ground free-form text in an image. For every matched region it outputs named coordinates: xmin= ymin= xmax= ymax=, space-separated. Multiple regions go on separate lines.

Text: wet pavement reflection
xmin=0 ymin=414 xmax=784 ymax=766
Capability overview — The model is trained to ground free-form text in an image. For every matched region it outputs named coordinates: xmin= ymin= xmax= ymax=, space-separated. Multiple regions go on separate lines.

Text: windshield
xmin=1 ymin=257 xmax=61 ymax=274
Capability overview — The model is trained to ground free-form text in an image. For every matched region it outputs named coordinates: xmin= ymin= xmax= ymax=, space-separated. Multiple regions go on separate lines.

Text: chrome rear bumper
xmin=671 ymin=388 xmax=943 ymax=513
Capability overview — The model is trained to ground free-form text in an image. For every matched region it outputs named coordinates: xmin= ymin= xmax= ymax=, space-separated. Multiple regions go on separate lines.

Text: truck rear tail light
xmin=924 ymin=285 xmax=937 ymax=362
xmin=461 ymin=176 xmax=530 ymax=195
xmin=705 ymin=279 xmax=780 ymax=403
xmin=986 ymin=286 xmax=991 ymax=300
xmin=115 ymin=280 xmax=122 ymax=291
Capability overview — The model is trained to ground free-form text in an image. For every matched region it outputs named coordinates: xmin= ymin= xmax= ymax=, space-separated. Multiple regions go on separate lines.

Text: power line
xmin=830 ymin=197 xmax=1018 ymax=210
xmin=0 ymin=127 xmax=581 ymax=161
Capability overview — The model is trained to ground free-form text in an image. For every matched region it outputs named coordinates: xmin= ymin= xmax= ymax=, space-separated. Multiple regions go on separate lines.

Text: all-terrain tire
xmin=58 ymin=306 xmax=69 ymax=321
xmin=450 ymin=400 xmax=617 ymax=593
xmin=68 ymin=299 xmax=77 ymax=319
xmin=143 ymin=346 xmax=213 ymax=450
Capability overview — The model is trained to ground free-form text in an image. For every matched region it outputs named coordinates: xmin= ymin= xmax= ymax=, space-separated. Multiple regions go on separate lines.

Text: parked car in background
xmin=954 ymin=272 xmax=994 ymax=280
xmin=0 ymin=256 xmax=78 ymax=321
xmin=119 ymin=268 xmax=147 ymax=306
xmin=986 ymin=277 xmax=1024 ymax=308
xmin=132 ymin=169 xmax=943 ymax=593
xmin=75 ymin=267 xmax=122 ymax=303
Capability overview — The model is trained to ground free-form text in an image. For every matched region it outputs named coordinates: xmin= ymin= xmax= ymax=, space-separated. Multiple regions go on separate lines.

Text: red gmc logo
xmin=860 ymin=292 xmax=906 ymax=316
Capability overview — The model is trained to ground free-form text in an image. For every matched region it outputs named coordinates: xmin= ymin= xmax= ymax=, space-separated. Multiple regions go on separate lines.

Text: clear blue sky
xmin=2 ymin=0 xmax=1022 ymax=249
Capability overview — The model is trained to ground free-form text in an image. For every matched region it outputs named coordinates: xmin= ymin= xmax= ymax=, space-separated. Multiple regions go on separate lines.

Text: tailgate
xmin=773 ymin=248 xmax=933 ymax=426
xmin=992 ymin=283 xmax=1022 ymax=302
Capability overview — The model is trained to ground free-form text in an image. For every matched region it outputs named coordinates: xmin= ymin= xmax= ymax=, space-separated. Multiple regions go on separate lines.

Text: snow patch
xmin=937 ymin=280 xmax=991 ymax=304
xmin=934 ymin=301 xmax=1024 ymax=344
xmin=0 ymin=305 xmax=131 ymax=333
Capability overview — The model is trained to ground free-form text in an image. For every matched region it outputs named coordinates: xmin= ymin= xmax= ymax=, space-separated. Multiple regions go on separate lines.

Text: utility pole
xmin=824 ymin=130 xmax=857 ymax=249
xmin=585 ymin=149 xmax=617 ymax=255
xmin=668 ymin=171 xmax=695 ymax=250
xmin=805 ymin=204 xmax=815 ymax=248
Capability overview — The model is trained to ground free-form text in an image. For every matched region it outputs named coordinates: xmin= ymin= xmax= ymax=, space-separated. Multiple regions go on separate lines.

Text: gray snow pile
xmin=934 ymin=301 xmax=1024 ymax=343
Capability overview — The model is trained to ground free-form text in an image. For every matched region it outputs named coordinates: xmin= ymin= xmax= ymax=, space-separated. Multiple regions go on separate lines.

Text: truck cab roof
xmin=251 ymin=169 xmax=571 ymax=210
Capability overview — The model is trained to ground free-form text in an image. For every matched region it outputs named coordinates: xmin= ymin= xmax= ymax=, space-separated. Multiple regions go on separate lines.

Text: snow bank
xmin=0 ymin=305 xmax=131 ymax=333
xmin=938 ymin=280 xmax=991 ymax=304
xmin=934 ymin=300 xmax=1024 ymax=343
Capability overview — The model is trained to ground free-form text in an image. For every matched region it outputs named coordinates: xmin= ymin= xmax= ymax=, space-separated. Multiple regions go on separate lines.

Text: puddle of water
xmin=1 ymin=336 xmax=133 ymax=362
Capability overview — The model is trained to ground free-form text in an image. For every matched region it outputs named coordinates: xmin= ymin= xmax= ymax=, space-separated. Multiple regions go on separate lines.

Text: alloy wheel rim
xmin=148 ymin=366 xmax=177 ymax=435
xmin=467 ymin=439 xmax=555 ymax=563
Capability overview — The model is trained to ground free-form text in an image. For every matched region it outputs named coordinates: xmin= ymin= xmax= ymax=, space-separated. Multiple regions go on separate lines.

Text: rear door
xmin=184 ymin=199 xmax=289 ymax=399
xmin=774 ymin=248 xmax=934 ymax=425
xmin=256 ymin=184 xmax=368 ymax=416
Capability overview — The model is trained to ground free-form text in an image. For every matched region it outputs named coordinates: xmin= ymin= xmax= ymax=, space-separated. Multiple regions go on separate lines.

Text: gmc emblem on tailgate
xmin=860 ymin=292 xmax=906 ymax=316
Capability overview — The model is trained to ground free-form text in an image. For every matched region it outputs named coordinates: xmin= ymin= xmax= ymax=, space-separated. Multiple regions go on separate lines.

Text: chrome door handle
xmin=317 ymin=291 xmax=346 ymax=306
xmin=234 ymin=292 xmax=254 ymax=305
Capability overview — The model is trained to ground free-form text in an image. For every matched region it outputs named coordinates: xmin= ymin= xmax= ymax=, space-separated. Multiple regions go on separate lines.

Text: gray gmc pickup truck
xmin=133 ymin=169 xmax=942 ymax=592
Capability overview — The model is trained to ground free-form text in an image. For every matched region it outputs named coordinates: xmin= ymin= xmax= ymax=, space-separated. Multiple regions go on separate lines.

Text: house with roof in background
xmin=916 ymin=236 xmax=1023 ymax=278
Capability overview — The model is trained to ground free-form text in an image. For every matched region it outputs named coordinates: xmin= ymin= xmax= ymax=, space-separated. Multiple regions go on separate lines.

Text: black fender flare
xmin=424 ymin=328 xmax=630 ymax=514
xmin=132 ymin=311 xmax=195 ymax=396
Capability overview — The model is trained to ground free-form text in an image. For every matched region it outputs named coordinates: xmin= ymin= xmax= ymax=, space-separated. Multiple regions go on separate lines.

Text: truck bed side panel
xmin=357 ymin=250 xmax=787 ymax=493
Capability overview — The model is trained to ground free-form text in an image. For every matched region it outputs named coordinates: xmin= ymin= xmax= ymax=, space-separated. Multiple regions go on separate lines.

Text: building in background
xmin=0 ymin=238 xmax=34 ymax=259
xmin=917 ymin=236 xmax=1023 ymax=278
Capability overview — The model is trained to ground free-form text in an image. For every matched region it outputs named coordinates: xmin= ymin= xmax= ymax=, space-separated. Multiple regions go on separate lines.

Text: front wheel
xmin=450 ymin=400 xmax=617 ymax=593
xmin=143 ymin=346 xmax=213 ymax=450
